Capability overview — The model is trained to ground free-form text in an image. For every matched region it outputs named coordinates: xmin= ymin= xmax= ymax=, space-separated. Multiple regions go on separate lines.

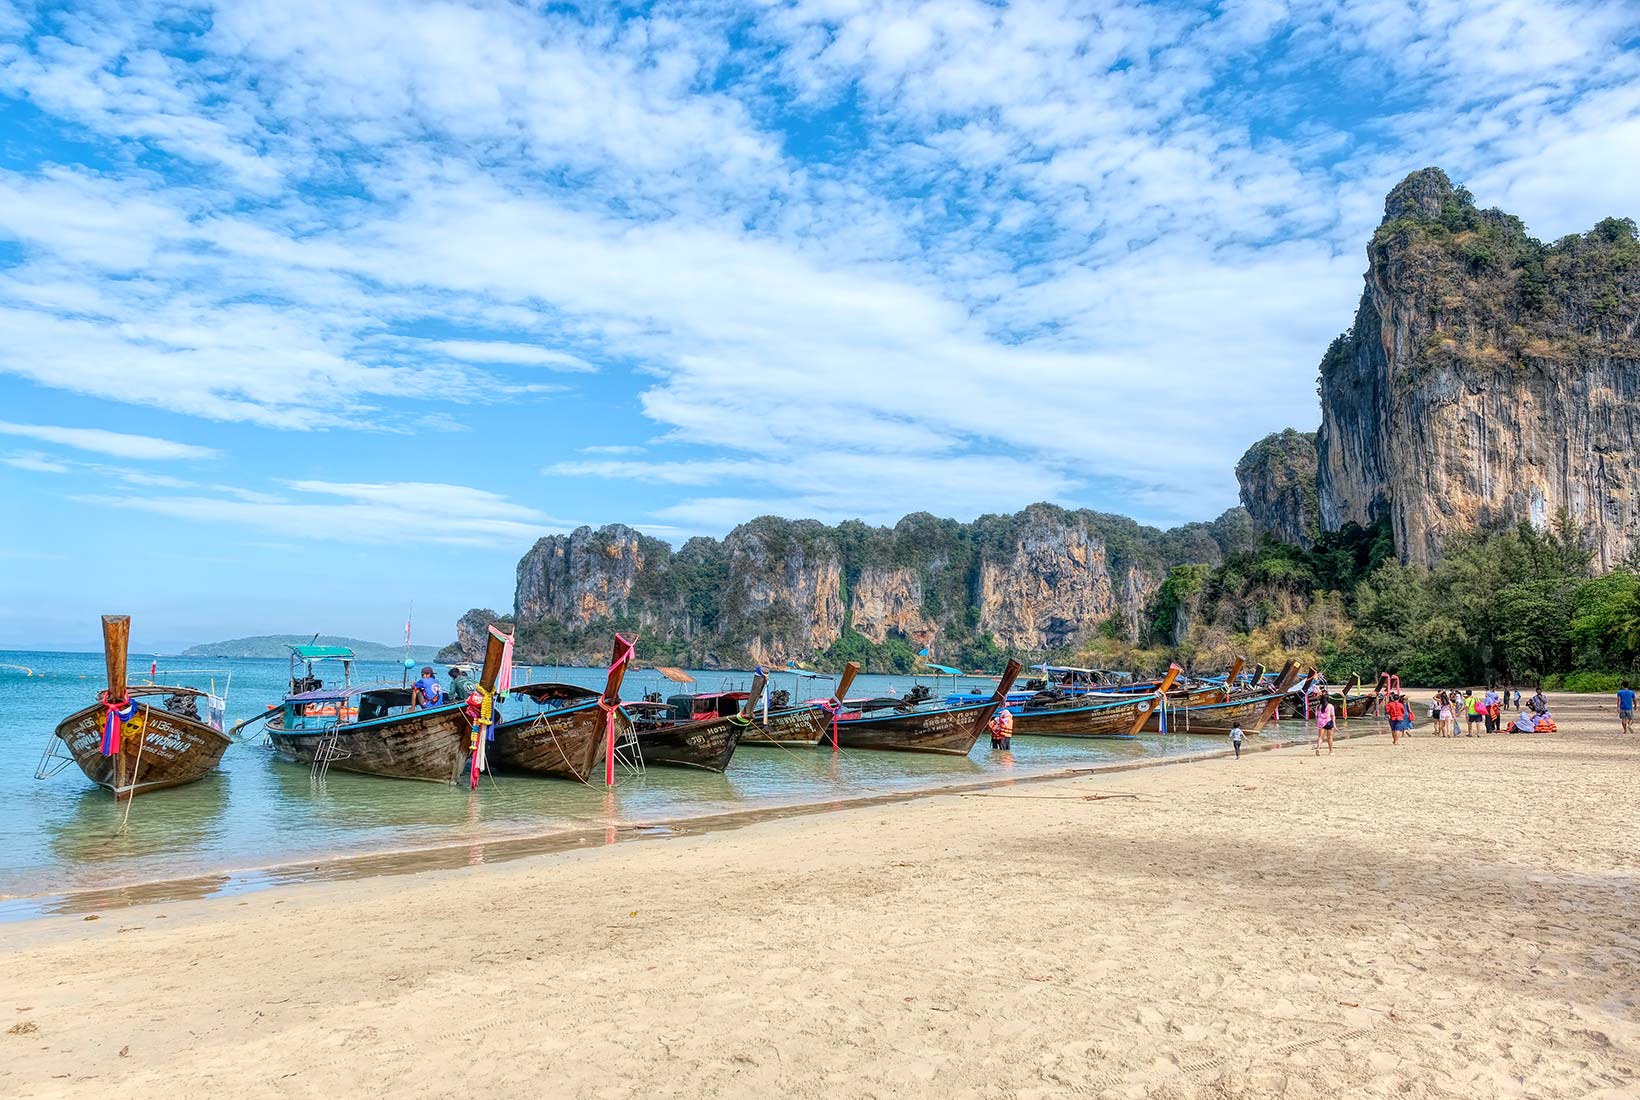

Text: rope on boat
xmin=528 ymin=712 xmax=593 ymax=786
xmin=118 ymin=703 xmax=151 ymax=831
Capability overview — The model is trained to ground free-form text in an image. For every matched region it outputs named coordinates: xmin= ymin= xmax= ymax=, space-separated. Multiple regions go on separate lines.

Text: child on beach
xmin=1314 ymin=700 xmax=1335 ymax=755
xmin=1229 ymin=721 xmax=1244 ymax=759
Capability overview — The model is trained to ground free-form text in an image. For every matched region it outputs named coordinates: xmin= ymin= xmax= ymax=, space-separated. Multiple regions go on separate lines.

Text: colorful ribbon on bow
xmin=818 ymin=699 xmax=841 ymax=752
xmin=469 ymin=687 xmax=494 ymax=790
xmin=99 ymin=692 xmax=138 ymax=756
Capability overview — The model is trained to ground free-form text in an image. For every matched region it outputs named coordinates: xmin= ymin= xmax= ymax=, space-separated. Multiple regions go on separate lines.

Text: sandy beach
xmin=4 ymin=696 xmax=1637 ymax=1098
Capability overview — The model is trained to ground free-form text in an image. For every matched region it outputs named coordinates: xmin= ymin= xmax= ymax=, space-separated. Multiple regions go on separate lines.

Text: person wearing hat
xmin=411 ymin=666 xmax=445 ymax=709
xmin=448 ymin=664 xmax=478 ymax=700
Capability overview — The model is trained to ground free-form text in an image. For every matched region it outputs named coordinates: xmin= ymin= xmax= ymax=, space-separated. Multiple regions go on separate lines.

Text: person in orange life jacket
xmin=989 ymin=707 xmax=1013 ymax=750
xmin=411 ymin=666 xmax=444 ymax=709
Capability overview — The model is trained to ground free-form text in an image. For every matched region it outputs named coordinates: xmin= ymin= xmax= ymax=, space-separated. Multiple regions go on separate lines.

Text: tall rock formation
xmin=1236 ymin=429 xmax=1320 ymax=548
xmin=445 ymin=504 xmax=1256 ymax=670
xmin=1315 ymin=167 xmax=1640 ymax=567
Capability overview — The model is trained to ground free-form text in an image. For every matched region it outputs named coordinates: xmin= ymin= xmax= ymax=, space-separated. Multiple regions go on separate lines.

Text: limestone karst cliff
xmin=1314 ymin=167 xmax=1640 ymax=568
xmin=443 ymin=505 xmax=1257 ymax=670
xmin=1236 ymin=430 xmax=1320 ymax=548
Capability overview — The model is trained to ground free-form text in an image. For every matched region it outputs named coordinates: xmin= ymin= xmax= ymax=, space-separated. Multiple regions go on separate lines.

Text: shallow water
xmin=1 ymin=649 xmax=1301 ymax=906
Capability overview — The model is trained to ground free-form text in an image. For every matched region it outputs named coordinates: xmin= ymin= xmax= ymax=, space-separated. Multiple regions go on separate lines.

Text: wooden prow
xmin=1223 ymin=656 xmax=1245 ymax=700
xmin=1249 ymin=660 xmax=1301 ymax=732
xmin=991 ymin=658 xmax=1024 ymax=702
xmin=971 ymin=658 xmax=1025 ymax=738
xmin=102 ymin=614 xmax=130 ymax=702
xmin=830 ymin=662 xmax=861 ymax=708
xmin=1130 ymin=664 xmax=1182 ymax=735
xmin=479 ymin=623 xmax=511 ymax=692
xmin=602 ymin=633 xmax=637 ymax=705
xmin=739 ymin=673 xmax=769 ymax=720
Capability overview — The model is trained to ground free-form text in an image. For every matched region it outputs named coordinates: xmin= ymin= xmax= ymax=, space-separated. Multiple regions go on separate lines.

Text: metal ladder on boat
xmin=311 ymin=724 xmax=351 ymax=781
xmin=33 ymin=732 xmax=76 ymax=780
xmin=614 ymin=722 xmax=644 ymax=777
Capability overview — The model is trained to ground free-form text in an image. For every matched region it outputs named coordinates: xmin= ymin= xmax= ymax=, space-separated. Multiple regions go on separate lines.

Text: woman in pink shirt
xmin=1314 ymin=699 xmax=1336 ymax=755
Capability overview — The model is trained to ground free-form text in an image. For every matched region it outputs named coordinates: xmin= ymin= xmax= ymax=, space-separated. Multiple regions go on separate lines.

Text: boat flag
xmin=149 ymin=660 xmax=157 ymax=677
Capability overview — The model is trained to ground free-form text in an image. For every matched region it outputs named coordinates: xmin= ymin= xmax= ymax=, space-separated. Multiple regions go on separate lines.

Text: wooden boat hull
xmin=636 ymin=715 xmax=748 ymax=772
xmin=1279 ymin=694 xmax=1376 ymax=720
xmin=492 ymin=700 xmax=625 ymax=781
xmin=1142 ymin=694 xmax=1284 ymax=735
xmin=1010 ymin=698 xmax=1147 ymax=739
xmin=53 ymin=702 xmax=230 ymax=799
xmin=267 ymin=705 xmax=469 ymax=782
xmin=744 ymin=705 xmax=829 ymax=747
xmin=835 ymin=700 xmax=997 ymax=755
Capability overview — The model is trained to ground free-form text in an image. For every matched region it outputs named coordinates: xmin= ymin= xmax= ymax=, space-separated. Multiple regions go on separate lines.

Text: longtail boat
xmin=627 ymin=671 xmax=768 ymax=772
xmin=1010 ymin=666 xmax=1182 ymax=739
xmin=263 ymin=638 xmax=501 ymax=783
xmin=1141 ymin=661 xmax=1302 ymax=735
xmin=41 ymin=615 xmax=231 ymax=799
xmin=491 ymin=634 xmax=635 ymax=782
xmin=835 ymin=659 xmax=1023 ymax=755
xmin=744 ymin=662 xmax=861 ymax=747
xmin=1279 ymin=672 xmax=1376 ymax=720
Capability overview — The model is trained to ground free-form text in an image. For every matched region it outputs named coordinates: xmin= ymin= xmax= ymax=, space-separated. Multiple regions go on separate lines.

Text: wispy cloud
xmin=429 ymin=339 xmax=597 ymax=373
xmin=78 ymin=480 xmax=565 ymax=548
xmin=0 ymin=420 xmax=217 ymax=460
xmin=0 ymin=0 xmax=1635 ymax=538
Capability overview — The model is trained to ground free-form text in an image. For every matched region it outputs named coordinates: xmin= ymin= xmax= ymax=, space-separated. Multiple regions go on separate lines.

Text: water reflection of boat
xmin=744 ymin=662 xmax=860 ymax=748
xmin=48 ymin=772 xmax=231 ymax=866
xmin=41 ymin=616 xmax=232 ymax=799
xmin=626 ymin=671 xmax=768 ymax=772
xmin=492 ymin=635 xmax=635 ymax=782
xmin=835 ymin=660 xmax=1023 ymax=754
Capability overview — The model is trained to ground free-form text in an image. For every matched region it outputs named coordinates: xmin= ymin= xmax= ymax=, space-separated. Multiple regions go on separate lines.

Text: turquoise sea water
xmin=0 ymin=649 xmax=1291 ymax=907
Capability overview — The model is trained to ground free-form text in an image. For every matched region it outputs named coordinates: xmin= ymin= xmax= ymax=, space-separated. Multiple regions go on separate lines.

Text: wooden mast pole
xmin=602 ymin=633 xmax=636 ymax=786
xmin=828 ymin=661 xmax=861 ymax=752
xmin=1129 ymin=664 xmax=1182 ymax=735
xmin=103 ymin=614 xmax=131 ymax=793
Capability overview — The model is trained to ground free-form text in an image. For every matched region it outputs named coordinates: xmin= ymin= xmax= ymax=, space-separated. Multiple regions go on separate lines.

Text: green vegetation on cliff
xmin=1095 ymin=513 xmax=1640 ymax=686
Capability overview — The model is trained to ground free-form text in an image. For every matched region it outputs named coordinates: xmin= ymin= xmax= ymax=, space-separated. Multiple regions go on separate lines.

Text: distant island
xmin=180 ymin=635 xmax=445 ymax=662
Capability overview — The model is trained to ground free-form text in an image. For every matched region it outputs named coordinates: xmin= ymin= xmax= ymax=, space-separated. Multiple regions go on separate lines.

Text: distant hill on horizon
xmin=180 ymin=635 xmax=445 ymax=662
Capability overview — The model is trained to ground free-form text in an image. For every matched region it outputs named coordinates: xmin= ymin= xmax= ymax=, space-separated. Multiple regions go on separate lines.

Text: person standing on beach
xmin=1464 ymin=690 xmax=1482 ymax=736
xmin=1315 ymin=699 xmax=1336 ymax=755
xmin=1384 ymin=693 xmax=1405 ymax=745
xmin=1229 ymin=721 xmax=1244 ymax=759
xmin=1619 ymin=683 xmax=1635 ymax=735
xmin=1438 ymin=692 xmax=1455 ymax=737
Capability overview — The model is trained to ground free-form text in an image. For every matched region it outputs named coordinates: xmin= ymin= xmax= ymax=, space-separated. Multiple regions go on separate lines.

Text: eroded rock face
xmin=1236 ymin=430 xmax=1320 ymax=548
xmin=435 ymin=607 xmax=504 ymax=663
xmin=458 ymin=505 xmax=1255 ymax=670
xmin=975 ymin=506 xmax=1116 ymax=650
xmin=515 ymin=524 xmax=648 ymax=626
xmin=849 ymin=567 xmax=934 ymax=644
xmin=1317 ymin=167 xmax=1640 ymax=567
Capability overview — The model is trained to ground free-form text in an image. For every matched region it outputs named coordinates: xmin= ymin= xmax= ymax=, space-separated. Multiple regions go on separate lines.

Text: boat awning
xmin=513 ymin=683 xmax=600 ymax=704
xmin=922 ymin=662 xmax=965 ymax=675
xmin=290 ymin=645 xmax=355 ymax=660
xmin=655 ymin=666 xmax=696 ymax=683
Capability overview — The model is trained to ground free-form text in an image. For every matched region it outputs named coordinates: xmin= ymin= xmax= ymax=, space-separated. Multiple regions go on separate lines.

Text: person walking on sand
xmin=1315 ymin=698 xmax=1336 ymax=755
xmin=1229 ymin=721 xmax=1244 ymax=760
xmin=1619 ymin=682 xmax=1636 ymax=735
xmin=1384 ymin=692 xmax=1406 ymax=745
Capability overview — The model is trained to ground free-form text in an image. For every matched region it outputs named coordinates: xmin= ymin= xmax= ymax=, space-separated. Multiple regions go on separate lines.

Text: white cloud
xmin=3 ymin=451 xmax=72 ymax=474
xmin=80 ymin=480 xmax=566 ymax=548
xmin=429 ymin=339 xmax=596 ymax=372
xmin=0 ymin=0 xmax=1635 ymax=537
xmin=0 ymin=420 xmax=217 ymax=460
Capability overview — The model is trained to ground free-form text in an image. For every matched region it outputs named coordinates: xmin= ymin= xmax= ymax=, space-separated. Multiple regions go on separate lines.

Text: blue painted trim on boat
xmin=837 ymin=699 xmax=999 ymax=727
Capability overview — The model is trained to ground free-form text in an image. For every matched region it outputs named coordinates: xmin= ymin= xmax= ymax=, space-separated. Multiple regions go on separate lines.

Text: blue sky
xmin=1 ymin=0 xmax=1637 ymax=651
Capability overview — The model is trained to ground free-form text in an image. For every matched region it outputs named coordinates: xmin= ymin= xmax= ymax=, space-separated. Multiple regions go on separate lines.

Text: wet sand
xmin=4 ymin=695 xmax=1637 ymax=1098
